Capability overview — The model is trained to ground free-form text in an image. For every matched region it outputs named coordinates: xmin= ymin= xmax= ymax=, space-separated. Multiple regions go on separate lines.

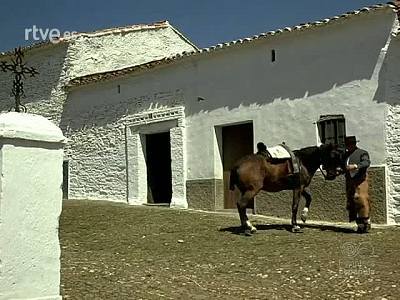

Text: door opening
xmin=62 ymin=161 xmax=69 ymax=200
xmin=145 ymin=132 xmax=172 ymax=204
xmin=222 ymin=123 xmax=254 ymax=209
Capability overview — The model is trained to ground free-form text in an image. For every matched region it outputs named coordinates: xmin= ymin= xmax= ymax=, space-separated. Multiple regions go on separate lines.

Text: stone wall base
xmin=187 ymin=167 xmax=386 ymax=224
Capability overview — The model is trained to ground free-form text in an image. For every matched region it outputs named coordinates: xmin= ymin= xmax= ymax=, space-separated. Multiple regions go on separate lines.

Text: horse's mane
xmin=293 ymin=146 xmax=319 ymax=160
xmin=293 ymin=146 xmax=322 ymax=173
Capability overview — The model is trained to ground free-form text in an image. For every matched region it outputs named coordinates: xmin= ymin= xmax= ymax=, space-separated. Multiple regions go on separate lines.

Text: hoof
xmin=245 ymin=221 xmax=257 ymax=234
xmin=357 ymin=225 xmax=370 ymax=234
xmin=356 ymin=219 xmax=371 ymax=234
xmin=244 ymin=229 xmax=253 ymax=236
xmin=300 ymin=208 xmax=309 ymax=223
xmin=291 ymin=225 xmax=302 ymax=233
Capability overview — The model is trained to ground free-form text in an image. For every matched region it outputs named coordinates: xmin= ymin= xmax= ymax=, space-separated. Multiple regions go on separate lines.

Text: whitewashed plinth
xmin=0 ymin=112 xmax=66 ymax=300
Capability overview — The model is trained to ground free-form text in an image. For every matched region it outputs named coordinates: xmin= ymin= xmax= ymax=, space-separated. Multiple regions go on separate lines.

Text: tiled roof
xmin=0 ymin=21 xmax=187 ymax=57
xmin=75 ymin=21 xmax=170 ymax=38
xmin=0 ymin=40 xmax=67 ymax=57
xmin=75 ymin=21 xmax=197 ymax=49
xmin=67 ymin=3 xmax=398 ymax=88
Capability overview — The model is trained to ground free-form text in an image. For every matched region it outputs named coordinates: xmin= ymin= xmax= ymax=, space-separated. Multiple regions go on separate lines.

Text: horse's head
xmin=319 ymin=143 xmax=343 ymax=180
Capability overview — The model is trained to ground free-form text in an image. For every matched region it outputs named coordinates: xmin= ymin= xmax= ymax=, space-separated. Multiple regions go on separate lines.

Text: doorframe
xmin=124 ymin=107 xmax=187 ymax=208
xmin=214 ymin=120 xmax=255 ymax=210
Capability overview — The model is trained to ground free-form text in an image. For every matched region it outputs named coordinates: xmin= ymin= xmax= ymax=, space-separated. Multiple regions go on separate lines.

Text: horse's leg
xmin=237 ymin=190 xmax=257 ymax=235
xmin=237 ymin=202 xmax=248 ymax=233
xmin=291 ymin=189 xmax=302 ymax=232
xmin=300 ymin=188 xmax=312 ymax=223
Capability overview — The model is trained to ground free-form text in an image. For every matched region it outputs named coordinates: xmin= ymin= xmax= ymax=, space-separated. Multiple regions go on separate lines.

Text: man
xmin=344 ymin=136 xmax=371 ymax=233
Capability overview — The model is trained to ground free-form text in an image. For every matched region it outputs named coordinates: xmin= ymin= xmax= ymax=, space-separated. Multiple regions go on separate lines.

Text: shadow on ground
xmin=61 ymin=200 xmax=400 ymax=299
xmin=219 ymin=223 xmax=356 ymax=235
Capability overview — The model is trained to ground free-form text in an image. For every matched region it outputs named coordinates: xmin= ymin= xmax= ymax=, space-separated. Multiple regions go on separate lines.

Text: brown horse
xmin=229 ymin=143 xmax=340 ymax=234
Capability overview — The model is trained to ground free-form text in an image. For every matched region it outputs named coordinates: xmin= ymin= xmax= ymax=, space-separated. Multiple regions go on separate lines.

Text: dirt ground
xmin=60 ymin=200 xmax=400 ymax=300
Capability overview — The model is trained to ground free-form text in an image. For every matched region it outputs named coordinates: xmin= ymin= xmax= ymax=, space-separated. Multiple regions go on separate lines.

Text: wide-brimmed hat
xmin=257 ymin=142 xmax=267 ymax=151
xmin=345 ymin=136 xmax=359 ymax=145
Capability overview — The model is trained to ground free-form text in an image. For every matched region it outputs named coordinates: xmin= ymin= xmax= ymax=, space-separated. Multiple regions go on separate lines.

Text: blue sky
xmin=0 ymin=0 xmax=382 ymax=52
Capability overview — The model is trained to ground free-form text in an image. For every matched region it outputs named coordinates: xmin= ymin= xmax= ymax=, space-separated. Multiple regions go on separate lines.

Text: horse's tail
xmin=229 ymin=167 xmax=238 ymax=190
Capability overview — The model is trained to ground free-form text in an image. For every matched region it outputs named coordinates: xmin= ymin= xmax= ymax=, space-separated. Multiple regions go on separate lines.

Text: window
xmin=271 ymin=49 xmax=276 ymax=62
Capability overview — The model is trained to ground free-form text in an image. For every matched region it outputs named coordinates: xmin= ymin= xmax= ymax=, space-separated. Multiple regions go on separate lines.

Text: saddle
xmin=257 ymin=142 xmax=301 ymax=188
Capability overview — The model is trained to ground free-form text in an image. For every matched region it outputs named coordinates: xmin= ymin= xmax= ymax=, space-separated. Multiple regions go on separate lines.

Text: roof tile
xmin=68 ymin=3 xmax=397 ymax=88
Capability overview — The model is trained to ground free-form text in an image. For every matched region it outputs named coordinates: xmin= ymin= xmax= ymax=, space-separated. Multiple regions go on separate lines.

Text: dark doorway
xmin=62 ymin=161 xmax=69 ymax=199
xmin=222 ymin=123 xmax=254 ymax=209
xmin=145 ymin=132 xmax=172 ymax=204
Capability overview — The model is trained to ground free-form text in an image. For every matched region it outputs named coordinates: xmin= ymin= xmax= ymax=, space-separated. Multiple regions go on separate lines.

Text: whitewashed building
xmin=0 ymin=20 xmax=197 ymax=202
xmin=0 ymin=21 xmax=197 ymax=123
xmin=1 ymin=4 xmax=399 ymax=224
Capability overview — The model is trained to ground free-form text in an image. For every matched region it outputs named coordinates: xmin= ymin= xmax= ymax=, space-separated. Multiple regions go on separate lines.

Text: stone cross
xmin=0 ymin=47 xmax=39 ymax=112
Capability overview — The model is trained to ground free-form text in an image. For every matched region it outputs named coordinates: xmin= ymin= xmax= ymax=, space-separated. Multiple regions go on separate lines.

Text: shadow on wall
xmin=374 ymin=36 xmax=400 ymax=105
xmin=59 ymin=89 xmax=130 ymax=132
xmin=184 ymin=13 xmax=395 ymax=116
xmin=59 ymin=11 xmax=396 ymax=130
xmin=0 ymin=43 xmax=69 ymax=121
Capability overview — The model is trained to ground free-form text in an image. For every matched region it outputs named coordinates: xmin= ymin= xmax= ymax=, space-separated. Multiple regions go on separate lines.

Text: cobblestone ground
xmin=60 ymin=200 xmax=400 ymax=300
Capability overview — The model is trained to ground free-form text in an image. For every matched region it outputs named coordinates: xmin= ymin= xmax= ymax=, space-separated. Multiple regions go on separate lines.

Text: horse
xmin=229 ymin=142 xmax=340 ymax=234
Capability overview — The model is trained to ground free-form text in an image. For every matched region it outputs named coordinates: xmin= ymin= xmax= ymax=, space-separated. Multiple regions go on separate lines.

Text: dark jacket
xmin=345 ymin=148 xmax=370 ymax=180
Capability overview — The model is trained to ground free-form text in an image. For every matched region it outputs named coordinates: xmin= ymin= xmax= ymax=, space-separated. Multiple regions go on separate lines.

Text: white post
xmin=126 ymin=130 xmax=147 ymax=205
xmin=170 ymin=124 xmax=187 ymax=209
xmin=0 ymin=112 xmax=66 ymax=300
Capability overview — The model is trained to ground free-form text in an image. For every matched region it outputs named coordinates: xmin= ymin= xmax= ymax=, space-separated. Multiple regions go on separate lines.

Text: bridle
xmin=319 ymin=145 xmax=344 ymax=180
xmin=318 ymin=149 xmax=338 ymax=180
xmin=319 ymin=165 xmax=331 ymax=180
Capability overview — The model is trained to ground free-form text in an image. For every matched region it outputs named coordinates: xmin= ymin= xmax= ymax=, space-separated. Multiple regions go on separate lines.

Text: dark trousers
xmin=345 ymin=174 xmax=370 ymax=223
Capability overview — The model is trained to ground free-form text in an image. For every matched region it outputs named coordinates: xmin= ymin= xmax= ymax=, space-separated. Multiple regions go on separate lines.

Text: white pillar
xmin=126 ymin=129 xmax=147 ymax=205
xmin=170 ymin=124 xmax=187 ymax=209
xmin=0 ymin=112 xmax=66 ymax=300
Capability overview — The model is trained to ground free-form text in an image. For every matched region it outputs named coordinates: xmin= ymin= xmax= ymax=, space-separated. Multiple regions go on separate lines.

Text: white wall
xmin=64 ymin=8 xmax=397 ymax=201
xmin=382 ymin=33 xmax=400 ymax=223
xmin=0 ymin=24 xmax=197 ymax=201
xmin=0 ymin=112 xmax=65 ymax=300
xmin=183 ymin=9 xmax=395 ymax=180
xmin=63 ymin=81 xmax=186 ymax=200
xmin=0 ymin=44 xmax=70 ymax=124
xmin=66 ymin=24 xmax=197 ymax=78
xmin=0 ymin=24 xmax=197 ymax=125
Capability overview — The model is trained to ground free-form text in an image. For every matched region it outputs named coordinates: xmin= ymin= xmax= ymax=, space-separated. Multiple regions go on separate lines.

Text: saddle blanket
xmin=267 ymin=145 xmax=291 ymax=159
